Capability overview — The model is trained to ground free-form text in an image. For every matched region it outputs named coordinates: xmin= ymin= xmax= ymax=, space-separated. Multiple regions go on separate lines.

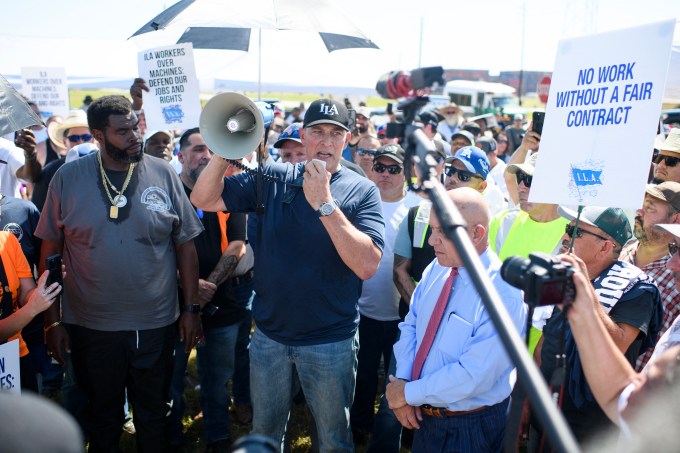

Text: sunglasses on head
xmin=428 ymin=153 xmax=444 ymax=165
xmin=669 ymin=242 xmax=679 ymax=257
xmin=445 ymin=166 xmax=480 ymax=182
xmin=515 ymin=171 xmax=533 ymax=188
xmin=356 ymin=148 xmax=377 ymax=157
xmin=654 ymin=154 xmax=680 ymax=167
xmin=67 ymin=133 xmax=93 ymax=143
xmin=565 ymin=224 xmax=610 ymax=242
xmin=373 ymin=162 xmax=402 ymax=175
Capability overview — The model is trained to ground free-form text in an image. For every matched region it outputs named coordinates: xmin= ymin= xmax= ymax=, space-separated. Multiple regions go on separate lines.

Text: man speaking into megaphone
xmin=191 ymin=98 xmax=385 ymax=451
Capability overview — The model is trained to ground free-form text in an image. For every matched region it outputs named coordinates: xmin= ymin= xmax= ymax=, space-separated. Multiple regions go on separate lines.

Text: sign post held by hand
xmin=529 ymin=20 xmax=676 ymax=209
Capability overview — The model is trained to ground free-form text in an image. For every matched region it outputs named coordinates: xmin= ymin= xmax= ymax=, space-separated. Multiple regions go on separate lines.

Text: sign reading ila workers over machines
xmin=137 ymin=43 xmax=201 ymax=132
xmin=20 ymin=67 xmax=70 ymax=118
xmin=529 ymin=19 xmax=676 ymax=209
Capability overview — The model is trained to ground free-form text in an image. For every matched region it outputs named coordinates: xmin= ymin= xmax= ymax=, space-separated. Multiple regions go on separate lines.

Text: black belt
xmin=229 ymin=269 xmax=254 ymax=286
xmin=421 ymin=404 xmax=487 ymax=417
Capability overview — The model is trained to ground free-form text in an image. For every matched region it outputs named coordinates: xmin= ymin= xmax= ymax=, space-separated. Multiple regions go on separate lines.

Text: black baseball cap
xmin=374 ymin=144 xmax=405 ymax=164
xmin=303 ymin=99 xmax=354 ymax=132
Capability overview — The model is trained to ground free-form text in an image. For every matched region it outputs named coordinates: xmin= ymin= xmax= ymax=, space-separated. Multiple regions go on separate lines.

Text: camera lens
xmin=500 ymin=256 xmax=530 ymax=290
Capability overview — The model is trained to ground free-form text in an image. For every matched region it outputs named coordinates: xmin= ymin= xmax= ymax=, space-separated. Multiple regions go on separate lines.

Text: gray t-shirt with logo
xmin=36 ymin=153 xmax=203 ymax=331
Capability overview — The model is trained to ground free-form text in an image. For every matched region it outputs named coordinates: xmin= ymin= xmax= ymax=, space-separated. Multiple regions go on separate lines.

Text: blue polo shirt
xmin=221 ymin=161 xmax=385 ymax=345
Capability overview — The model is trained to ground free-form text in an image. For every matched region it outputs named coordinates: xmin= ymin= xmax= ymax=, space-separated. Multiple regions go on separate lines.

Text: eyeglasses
xmin=565 ymin=224 xmax=610 ymax=242
xmin=654 ymin=154 xmax=680 ymax=167
xmin=357 ymin=148 xmax=377 ymax=157
xmin=67 ymin=133 xmax=93 ymax=143
xmin=515 ymin=171 xmax=533 ymax=188
xmin=444 ymin=111 xmax=458 ymax=115
xmin=378 ymin=134 xmax=386 ymax=139
xmin=445 ymin=166 xmax=481 ymax=182
xmin=373 ymin=162 xmax=403 ymax=175
xmin=669 ymin=242 xmax=679 ymax=257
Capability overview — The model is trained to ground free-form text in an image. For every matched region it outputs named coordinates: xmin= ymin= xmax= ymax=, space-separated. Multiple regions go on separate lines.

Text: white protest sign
xmin=20 ymin=67 xmax=70 ymax=118
xmin=137 ymin=43 xmax=201 ymax=132
xmin=530 ymin=20 xmax=676 ymax=209
xmin=0 ymin=339 xmax=21 ymax=395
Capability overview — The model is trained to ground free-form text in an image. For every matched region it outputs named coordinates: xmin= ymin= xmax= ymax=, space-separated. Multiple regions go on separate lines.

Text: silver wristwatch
xmin=317 ymin=200 xmax=337 ymax=217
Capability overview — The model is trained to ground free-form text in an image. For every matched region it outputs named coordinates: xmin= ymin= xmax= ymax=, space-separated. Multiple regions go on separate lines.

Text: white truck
xmin=443 ymin=80 xmax=526 ymax=117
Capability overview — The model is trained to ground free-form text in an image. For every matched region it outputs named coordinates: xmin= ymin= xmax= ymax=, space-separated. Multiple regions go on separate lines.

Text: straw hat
xmin=438 ymin=102 xmax=462 ymax=116
xmin=659 ymin=128 xmax=680 ymax=154
xmin=48 ymin=110 xmax=89 ymax=149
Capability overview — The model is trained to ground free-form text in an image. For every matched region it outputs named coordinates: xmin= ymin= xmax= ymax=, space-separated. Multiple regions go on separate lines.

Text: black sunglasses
xmin=356 ymin=148 xmax=377 ymax=157
xmin=445 ymin=166 xmax=480 ymax=182
xmin=669 ymin=242 xmax=679 ymax=257
xmin=515 ymin=171 xmax=533 ymax=188
xmin=67 ymin=133 xmax=93 ymax=143
xmin=565 ymin=224 xmax=610 ymax=242
xmin=655 ymin=154 xmax=680 ymax=167
xmin=373 ymin=162 xmax=403 ymax=175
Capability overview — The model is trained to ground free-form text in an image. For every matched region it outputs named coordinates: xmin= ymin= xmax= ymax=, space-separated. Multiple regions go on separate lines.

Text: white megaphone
xmin=199 ymin=92 xmax=274 ymax=160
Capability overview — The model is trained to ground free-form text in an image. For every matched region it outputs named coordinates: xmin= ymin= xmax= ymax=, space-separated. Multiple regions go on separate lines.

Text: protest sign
xmin=530 ymin=20 xmax=676 ymax=209
xmin=137 ymin=43 xmax=201 ymax=132
xmin=0 ymin=339 xmax=21 ymax=395
xmin=20 ymin=67 xmax=69 ymax=118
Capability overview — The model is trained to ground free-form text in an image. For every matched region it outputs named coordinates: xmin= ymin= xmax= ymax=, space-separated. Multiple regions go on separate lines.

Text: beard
xmin=105 ymin=140 xmax=143 ymax=164
xmin=633 ymin=216 xmax=648 ymax=243
xmin=652 ymin=176 xmax=666 ymax=184
xmin=187 ymin=165 xmax=206 ymax=183
xmin=445 ymin=117 xmax=459 ymax=127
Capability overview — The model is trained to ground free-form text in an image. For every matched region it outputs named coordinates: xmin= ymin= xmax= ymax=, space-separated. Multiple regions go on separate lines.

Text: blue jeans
xmin=250 ymin=328 xmax=358 ymax=453
xmin=366 ymin=351 xmax=402 ymax=453
xmin=231 ymin=280 xmax=254 ymax=405
xmin=168 ymin=323 xmax=240 ymax=445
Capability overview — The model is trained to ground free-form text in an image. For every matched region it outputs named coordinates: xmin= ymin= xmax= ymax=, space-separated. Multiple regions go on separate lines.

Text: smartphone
xmin=45 ymin=254 xmax=63 ymax=287
xmin=386 ymin=103 xmax=394 ymax=116
xmin=533 ymin=112 xmax=545 ymax=136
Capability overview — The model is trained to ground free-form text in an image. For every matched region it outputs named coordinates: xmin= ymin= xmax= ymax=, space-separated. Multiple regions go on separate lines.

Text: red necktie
xmin=411 ymin=267 xmax=458 ymax=381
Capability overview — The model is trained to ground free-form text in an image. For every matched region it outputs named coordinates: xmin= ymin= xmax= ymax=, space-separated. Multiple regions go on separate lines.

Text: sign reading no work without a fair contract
xmin=137 ymin=43 xmax=202 ymax=132
xmin=20 ymin=67 xmax=70 ymax=118
xmin=529 ymin=19 xmax=676 ymax=210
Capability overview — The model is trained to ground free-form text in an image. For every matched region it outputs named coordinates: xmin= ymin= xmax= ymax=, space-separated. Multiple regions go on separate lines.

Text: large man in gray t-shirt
xmin=36 ymin=95 xmax=203 ymax=452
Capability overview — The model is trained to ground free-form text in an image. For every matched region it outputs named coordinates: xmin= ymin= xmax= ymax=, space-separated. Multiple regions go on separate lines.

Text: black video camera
xmin=500 ymin=253 xmax=576 ymax=307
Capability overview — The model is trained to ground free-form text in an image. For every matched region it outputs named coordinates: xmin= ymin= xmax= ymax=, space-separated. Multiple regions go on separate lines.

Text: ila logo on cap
xmin=319 ymin=103 xmax=339 ymax=116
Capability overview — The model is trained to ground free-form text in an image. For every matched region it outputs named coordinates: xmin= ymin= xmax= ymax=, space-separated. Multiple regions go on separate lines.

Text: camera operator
xmin=531 ymin=206 xmax=662 ymax=448
xmin=557 ymin=244 xmax=680 ymax=451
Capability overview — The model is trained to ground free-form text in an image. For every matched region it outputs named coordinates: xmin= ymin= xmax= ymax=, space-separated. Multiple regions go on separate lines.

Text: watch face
xmin=320 ymin=203 xmax=335 ymax=216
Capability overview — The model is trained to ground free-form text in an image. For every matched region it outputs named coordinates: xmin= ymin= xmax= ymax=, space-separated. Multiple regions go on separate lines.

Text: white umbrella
xmin=129 ymin=0 xmax=379 ymax=99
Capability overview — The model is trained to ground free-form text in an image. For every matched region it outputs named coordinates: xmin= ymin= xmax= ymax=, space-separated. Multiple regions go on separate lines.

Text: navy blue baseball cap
xmin=446 ymin=146 xmax=490 ymax=180
xmin=273 ymin=123 xmax=303 ymax=148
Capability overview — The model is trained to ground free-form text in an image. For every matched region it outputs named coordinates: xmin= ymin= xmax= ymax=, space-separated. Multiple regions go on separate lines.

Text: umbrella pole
xmin=258 ymin=29 xmax=262 ymax=101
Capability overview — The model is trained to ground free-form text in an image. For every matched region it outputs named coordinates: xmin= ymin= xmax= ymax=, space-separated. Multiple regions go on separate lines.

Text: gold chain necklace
xmin=97 ymin=151 xmax=135 ymax=219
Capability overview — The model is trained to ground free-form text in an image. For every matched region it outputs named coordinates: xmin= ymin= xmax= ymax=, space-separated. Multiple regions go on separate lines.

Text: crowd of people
xmin=1 ymin=77 xmax=680 ymax=453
